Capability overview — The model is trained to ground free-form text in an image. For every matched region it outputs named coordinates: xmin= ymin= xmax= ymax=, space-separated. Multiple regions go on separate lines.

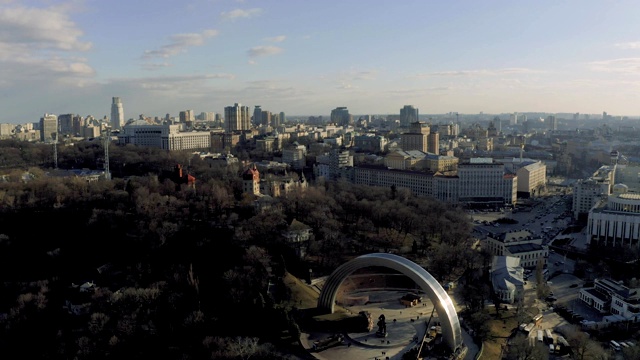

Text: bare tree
xmin=506 ymin=333 xmax=549 ymax=360
xmin=565 ymin=325 xmax=607 ymax=360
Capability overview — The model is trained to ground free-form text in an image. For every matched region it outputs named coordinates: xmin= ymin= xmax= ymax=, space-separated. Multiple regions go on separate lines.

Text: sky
xmin=2 ymin=0 xmax=640 ymax=123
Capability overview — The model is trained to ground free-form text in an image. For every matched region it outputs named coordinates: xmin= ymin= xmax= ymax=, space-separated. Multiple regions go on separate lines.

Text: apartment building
xmin=572 ymin=165 xmax=614 ymax=219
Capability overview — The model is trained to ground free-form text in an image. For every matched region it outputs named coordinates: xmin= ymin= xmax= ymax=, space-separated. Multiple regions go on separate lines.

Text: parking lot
xmin=469 ymin=194 xmax=573 ymax=243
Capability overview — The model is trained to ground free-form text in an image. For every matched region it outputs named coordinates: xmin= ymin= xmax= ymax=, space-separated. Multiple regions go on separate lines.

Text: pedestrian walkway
xmin=300 ymin=289 xmax=480 ymax=360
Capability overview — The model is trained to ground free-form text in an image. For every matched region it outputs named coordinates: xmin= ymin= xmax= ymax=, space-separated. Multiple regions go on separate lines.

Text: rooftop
xmin=505 ymin=243 xmax=544 ymax=254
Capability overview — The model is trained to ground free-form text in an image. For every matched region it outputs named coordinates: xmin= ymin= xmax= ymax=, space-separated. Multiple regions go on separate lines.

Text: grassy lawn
xmin=480 ymin=307 xmax=521 ymax=360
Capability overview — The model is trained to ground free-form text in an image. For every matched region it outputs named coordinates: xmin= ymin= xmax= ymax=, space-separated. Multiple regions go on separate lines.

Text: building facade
xmin=579 ymin=278 xmax=640 ymax=318
xmin=40 ymin=113 xmax=58 ymax=143
xmin=516 ymin=161 xmax=547 ymax=197
xmin=490 ymin=256 xmax=524 ymax=304
xmin=484 ymin=230 xmax=548 ymax=268
xmin=400 ymin=105 xmax=419 ymax=127
xmin=117 ymin=122 xmax=210 ymax=151
xmin=225 ymin=103 xmax=250 ymax=133
xmin=401 ymin=122 xmax=430 ymax=152
xmin=457 ymin=159 xmax=517 ymax=207
xmin=587 ymin=185 xmax=640 ymax=248
xmin=572 ymin=165 xmax=614 ymax=219
xmin=330 ymin=107 xmax=352 ymax=126
xmin=111 ymin=97 xmax=124 ymax=130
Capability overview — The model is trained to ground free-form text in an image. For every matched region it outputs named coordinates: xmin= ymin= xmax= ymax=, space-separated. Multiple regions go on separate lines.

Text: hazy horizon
xmin=3 ymin=0 xmax=640 ymax=123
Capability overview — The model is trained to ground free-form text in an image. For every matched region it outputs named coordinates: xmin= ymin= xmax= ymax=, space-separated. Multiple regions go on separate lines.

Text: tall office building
xmin=400 ymin=105 xmax=419 ymax=127
xmin=261 ymin=110 xmax=271 ymax=126
xmin=111 ymin=97 xmax=124 ymax=130
xmin=224 ymin=103 xmax=250 ymax=133
xmin=40 ymin=113 xmax=58 ymax=143
xmin=253 ymin=106 xmax=262 ymax=126
xmin=330 ymin=107 xmax=352 ymax=126
xmin=279 ymin=112 xmax=286 ymax=124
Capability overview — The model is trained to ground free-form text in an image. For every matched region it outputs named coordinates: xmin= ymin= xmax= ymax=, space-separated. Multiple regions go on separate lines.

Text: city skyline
xmin=3 ymin=0 xmax=640 ymax=123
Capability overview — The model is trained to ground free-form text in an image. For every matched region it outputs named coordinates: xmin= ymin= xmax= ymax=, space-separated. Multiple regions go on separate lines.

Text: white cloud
xmin=424 ymin=68 xmax=541 ymax=77
xmin=141 ymin=62 xmax=174 ymax=71
xmin=614 ymin=42 xmax=640 ymax=50
xmin=352 ymin=70 xmax=378 ymax=81
xmin=588 ymin=58 xmax=640 ymax=74
xmin=247 ymin=46 xmax=283 ymax=58
xmin=265 ymin=35 xmax=286 ymax=43
xmin=143 ymin=29 xmax=219 ymax=59
xmin=0 ymin=4 xmax=95 ymax=89
xmin=220 ymin=8 xmax=262 ymax=20
xmin=0 ymin=5 xmax=91 ymax=51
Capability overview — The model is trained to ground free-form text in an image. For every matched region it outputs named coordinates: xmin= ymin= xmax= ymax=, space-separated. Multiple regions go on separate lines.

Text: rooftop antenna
xmin=103 ymin=128 xmax=111 ymax=180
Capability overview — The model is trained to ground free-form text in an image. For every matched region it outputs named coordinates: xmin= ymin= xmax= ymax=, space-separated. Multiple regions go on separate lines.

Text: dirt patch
xmin=479 ymin=308 xmax=520 ymax=360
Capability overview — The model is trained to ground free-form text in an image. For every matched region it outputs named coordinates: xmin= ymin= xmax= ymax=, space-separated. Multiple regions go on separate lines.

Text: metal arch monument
xmin=317 ymin=253 xmax=463 ymax=352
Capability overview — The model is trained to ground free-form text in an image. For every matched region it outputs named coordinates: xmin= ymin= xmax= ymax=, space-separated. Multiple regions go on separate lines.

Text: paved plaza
xmin=300 ymin=290 xmax=478 ymax=360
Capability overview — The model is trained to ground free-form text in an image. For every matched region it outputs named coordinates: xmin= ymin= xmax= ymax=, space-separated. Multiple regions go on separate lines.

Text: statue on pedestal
xmin=376 ymin=314 xmax=387 ymax=337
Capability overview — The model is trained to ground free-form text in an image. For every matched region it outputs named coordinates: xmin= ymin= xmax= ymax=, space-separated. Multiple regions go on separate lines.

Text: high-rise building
xmin=401 ymin=121 xmax=429 ymax=152
xmin=111 ymin=97 xmax=124 ymax=130
xmin=493 ymin=116 xmax=502 ymax=134
xmin=546 ymin=115 xmax=557 ymax=131
xmin=279 ymin=112 xmax=286 ymax=124
xmin=197 ymin=111 xmax=215 ymax=121
xmin=428 ymin=132 xmax=439 ymax=154
xmin=272 ymin=113 xmax=281 ymax=127
xmin=253 ymin=106 xmax=262 ymax=126
xmin=40 ymin=113 xmax=58 ymax=143
xmin=400 ymin=105 xmax=419 ymax=127
xmin=58 ymin=114 xmax=82 ymax=136
xmin=330 ymin=107 xmax=352 ymax=126
xmin=261 ymin=110 xmax=271 ymax=127
xmin=509 ymin=113 xmax=518 ymax=125
xmin=224 ymin=103 xmax=250 ymax=133
xmin=179 ymin=110 xmax=195 ymax=127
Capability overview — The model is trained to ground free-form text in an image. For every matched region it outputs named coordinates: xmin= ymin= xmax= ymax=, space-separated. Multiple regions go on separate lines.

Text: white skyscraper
xmin=111 ymin=97 xmax=124 ymax=130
